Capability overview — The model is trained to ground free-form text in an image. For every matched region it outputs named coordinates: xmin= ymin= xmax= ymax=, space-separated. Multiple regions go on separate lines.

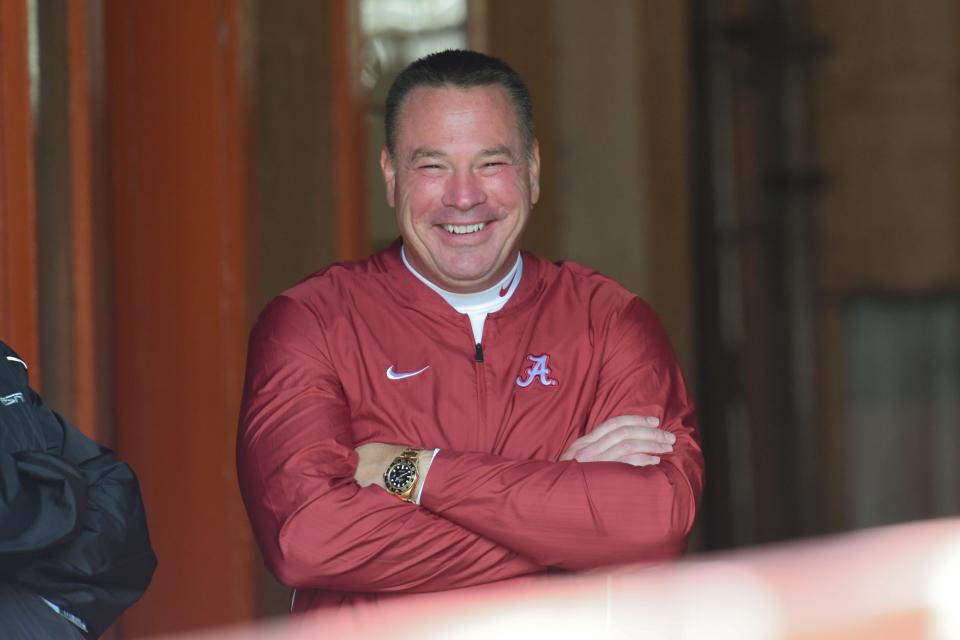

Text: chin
xmin=445 ymin=272 xmax=501 ymax=292
xmin=445 ymin=257 xmax=498 ymax=277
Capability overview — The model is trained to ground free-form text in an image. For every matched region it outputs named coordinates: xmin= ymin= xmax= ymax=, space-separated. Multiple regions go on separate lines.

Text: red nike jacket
xmin=237 ymin=243 xmax=704 ymax=614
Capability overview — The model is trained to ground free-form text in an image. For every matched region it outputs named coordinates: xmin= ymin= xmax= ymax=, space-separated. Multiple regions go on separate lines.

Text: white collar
xmin=401 ymin=246 xmax=522 ymax=314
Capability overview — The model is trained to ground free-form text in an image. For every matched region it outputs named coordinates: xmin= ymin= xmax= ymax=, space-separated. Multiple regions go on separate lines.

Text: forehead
xmin=394 ymin=85 xmax=521 ymax=150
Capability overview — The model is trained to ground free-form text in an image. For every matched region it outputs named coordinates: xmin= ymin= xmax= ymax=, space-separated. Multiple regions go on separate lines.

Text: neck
xmin=401 ymin=247 xmax=522 ymax=312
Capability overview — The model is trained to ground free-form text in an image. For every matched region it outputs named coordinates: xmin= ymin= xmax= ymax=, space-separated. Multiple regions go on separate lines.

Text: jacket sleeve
xmin=0 ymin=342 xmax=157 ymax=639
xmin=13 ymin=394 xmax=157 ymax=638
xmin=418 ymin=297 xmax=704 ymax=570
xmin=0 ymin=450 xmax=88 ymax=572
xmin=237 ymin=296 xmax=544 ymax=593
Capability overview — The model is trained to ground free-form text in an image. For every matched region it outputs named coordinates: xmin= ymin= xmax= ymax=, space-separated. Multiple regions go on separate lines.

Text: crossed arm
xmin=352 ymin=412 xmax=699 ymax=565
xmin=238 ymin=295 xmax=704 ymax=592
xmin=357 ymin=414 xmax=677 ymax=491
xmin=354 ymin=414 xmax=696 ymax=571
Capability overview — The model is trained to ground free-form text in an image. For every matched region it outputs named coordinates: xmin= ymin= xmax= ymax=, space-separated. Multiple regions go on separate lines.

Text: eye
xmin=479 ymin=161 xmax=509 ymax=175
xmin=416 ymin=163 xmax=446 ymax=175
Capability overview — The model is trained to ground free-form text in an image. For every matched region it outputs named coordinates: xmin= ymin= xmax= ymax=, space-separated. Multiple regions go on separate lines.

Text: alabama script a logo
xmin=516 ymin=354 xmax=558 ymax=387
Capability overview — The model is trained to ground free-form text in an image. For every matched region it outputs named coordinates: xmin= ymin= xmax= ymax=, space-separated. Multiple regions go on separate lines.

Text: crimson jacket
xmin=237 ymin=244 xmax=703 ymax=613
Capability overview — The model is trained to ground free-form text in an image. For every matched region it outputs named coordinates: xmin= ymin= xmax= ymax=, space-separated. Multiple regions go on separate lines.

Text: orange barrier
xmin=149 ymin=518 xmax=960 ymax=639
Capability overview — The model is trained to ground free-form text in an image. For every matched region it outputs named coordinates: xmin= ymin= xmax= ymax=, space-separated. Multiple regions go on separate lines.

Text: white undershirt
xmin=401 ymin=247 xmax=522 ymax=344
xmin=400 ymin=247 xmax=523 ymax=503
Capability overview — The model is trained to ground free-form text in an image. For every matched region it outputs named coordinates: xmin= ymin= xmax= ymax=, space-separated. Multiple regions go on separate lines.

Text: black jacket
xmin=0 ymin=340 xmax=157 ymax=638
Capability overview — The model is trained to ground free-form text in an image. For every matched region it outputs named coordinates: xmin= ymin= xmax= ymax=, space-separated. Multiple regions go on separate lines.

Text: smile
xmin=442 ymin=222 xmax=486 ymax=235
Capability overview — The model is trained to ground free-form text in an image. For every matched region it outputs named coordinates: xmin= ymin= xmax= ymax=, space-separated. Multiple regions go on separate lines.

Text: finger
xmin=574 ymin=426 xmax=674 ymax=461
xmin=563 ymin=426 xmax=635 ymax=460
xmin=562 ymin=418 xmax=629 ymax=454
xmin=562 ymin=415 xmax=662 ymax=457
xmin=575 ymin=438 xmax=673 ymax=463
xmin=574 ymin=415 xmax=661 ymax=447
xmin=605 ymin=439 xmax=675 ymax=458
xmin=615 ymin=453 xmax=662 ymax=467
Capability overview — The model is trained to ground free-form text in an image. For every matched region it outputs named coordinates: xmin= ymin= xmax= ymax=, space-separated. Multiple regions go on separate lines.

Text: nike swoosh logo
xmin=499 ymin=270 xmax=518 ymax=297
xmin=386 ymin=365 xmax=430 ymax=380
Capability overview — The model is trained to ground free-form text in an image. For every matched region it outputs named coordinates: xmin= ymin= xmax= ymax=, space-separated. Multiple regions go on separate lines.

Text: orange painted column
xmin=104 ymin=1 xmax=255 ymax=635
xmin=0 ymin=0 xmax=41 ymax=381
xmin=331 ymin=0 xmax=370 ymax=261
xmin=66 ymin=0 xmax=101 ymax=439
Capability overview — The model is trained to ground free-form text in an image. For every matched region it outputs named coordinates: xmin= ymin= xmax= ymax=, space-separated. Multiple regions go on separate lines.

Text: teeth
xmin=443 ymin=222 xmax=486 ymax=235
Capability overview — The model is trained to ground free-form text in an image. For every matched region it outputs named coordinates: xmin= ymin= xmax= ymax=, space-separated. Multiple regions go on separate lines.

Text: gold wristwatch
xmin=384 ymin=448 xmax=419 ymax=502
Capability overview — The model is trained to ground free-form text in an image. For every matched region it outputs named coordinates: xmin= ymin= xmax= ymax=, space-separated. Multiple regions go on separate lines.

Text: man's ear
xmin=379 ymin=146 xmax=396 ymax=208
xmin=528 ymin=139 xmax=541 ymax=205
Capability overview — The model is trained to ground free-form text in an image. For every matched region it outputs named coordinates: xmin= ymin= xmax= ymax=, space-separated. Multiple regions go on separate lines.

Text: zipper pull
xmin=474 ymin=343 xmax=484 ymax=363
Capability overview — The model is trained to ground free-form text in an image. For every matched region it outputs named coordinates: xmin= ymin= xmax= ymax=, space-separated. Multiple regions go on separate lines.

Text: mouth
xmin=441 ymin=222 xmax=487 ymax=235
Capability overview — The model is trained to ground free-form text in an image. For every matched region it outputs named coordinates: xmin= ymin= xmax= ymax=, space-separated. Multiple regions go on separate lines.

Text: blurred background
xmin=0 ymin=0 xmax=957 ymax=637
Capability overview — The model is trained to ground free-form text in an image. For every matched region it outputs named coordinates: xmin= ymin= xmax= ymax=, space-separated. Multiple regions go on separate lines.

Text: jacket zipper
xmin=474 ymin=342 xmax=487 ymax=444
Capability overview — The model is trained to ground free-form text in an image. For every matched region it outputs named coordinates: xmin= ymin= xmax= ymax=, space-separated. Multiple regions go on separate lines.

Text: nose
xmin=441 ymin=168 xmax=486 ymax=211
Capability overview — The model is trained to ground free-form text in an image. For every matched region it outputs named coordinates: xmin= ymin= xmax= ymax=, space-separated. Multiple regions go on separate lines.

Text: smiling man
xmin=383 ymin=79 xmax=538 ymax=293
xmin=238 ymin=50 xmax=704 ymax=617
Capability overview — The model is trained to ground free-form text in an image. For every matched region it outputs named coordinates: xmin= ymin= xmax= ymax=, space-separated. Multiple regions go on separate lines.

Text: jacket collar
xmin=374 ymin=239 xmax=547 ymax=318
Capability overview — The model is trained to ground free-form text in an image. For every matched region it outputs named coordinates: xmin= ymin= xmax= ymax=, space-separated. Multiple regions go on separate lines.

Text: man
xmin=238 ymin=50 xmax=703 ymax=615
xmin=0 ymin=340 xmax=157 ymax=638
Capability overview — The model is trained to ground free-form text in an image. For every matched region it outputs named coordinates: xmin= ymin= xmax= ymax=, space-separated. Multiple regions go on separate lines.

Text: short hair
xmin=384 ymin=49 xmax=535 ymax=157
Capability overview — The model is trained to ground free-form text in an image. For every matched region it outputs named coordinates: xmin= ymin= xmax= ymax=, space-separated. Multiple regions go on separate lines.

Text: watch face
xmin=385 ymin=460 xmax=417 ymax=493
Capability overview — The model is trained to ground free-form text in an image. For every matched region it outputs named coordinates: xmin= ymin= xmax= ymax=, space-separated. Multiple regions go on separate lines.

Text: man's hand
xmin=559 ymin=415 xmax=675 ymax=466
xmin=354 ymin=443 xmax=404 ymax=489
xmin=354 ymin=443 xmax=435 ymax=491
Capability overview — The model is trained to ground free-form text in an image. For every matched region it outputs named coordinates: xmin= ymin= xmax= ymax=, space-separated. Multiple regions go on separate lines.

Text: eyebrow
xmin=409 ymin=148 xmax=447 ymax=162
xmin=478 ymin=146 xmax=516 ymax=161
xmin=407 ymin=146 xmax=516 ymax=163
